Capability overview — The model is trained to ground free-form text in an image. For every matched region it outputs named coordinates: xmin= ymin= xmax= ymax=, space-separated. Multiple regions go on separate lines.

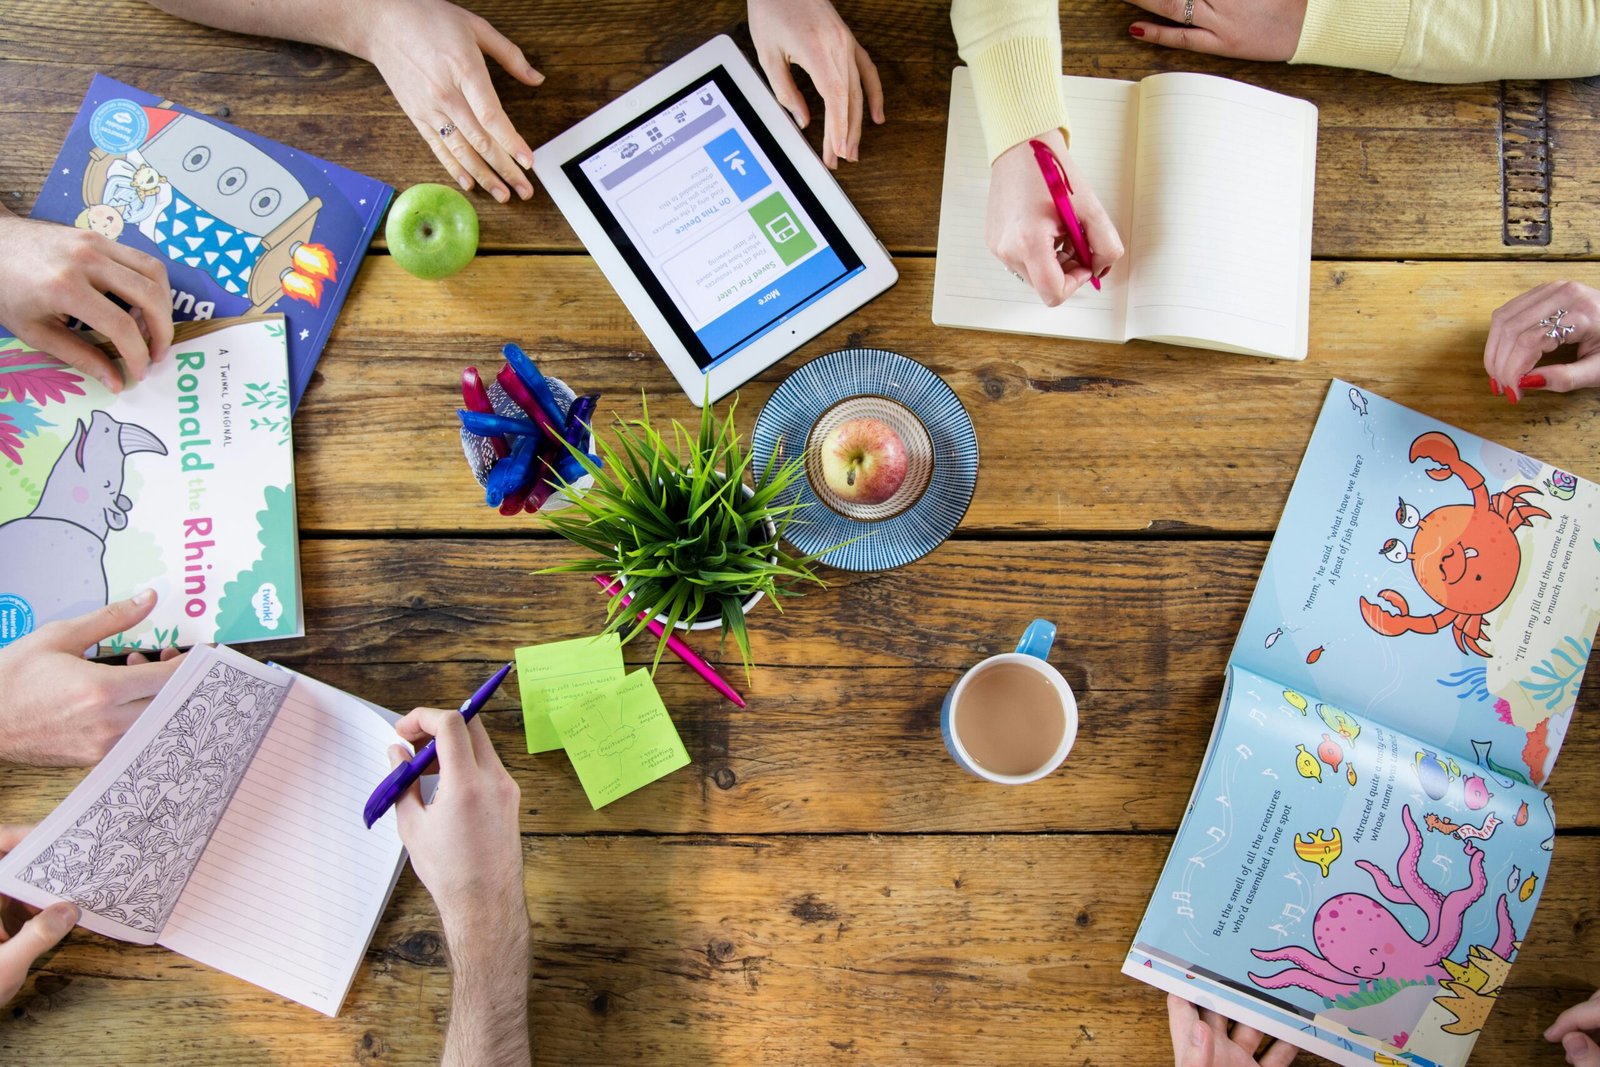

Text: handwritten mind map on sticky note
xmin=549 ymin=669 xmax=690 ymax=809
xmin=516 ymin=634 xmax=624 ymax=753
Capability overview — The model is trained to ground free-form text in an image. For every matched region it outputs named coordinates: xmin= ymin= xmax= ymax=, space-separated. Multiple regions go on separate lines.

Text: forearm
xmin=951 ymin=0 xmax=1069 ymax=163
xmin=440 ymin=904 xmax=533 ymax=1067
xmin=144 ymin=0 xmax=371 ymax=60
xmin=1291 ymin=0 xmax=1600 ymax=82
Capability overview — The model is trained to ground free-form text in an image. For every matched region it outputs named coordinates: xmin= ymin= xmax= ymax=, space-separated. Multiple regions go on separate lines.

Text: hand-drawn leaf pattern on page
xmin=17 ymin=662 xmax=288 ymax=935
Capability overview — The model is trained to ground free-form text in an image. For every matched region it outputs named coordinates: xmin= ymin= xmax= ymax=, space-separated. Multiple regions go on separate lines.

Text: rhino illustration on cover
xmin=0 ymin=411 xmax=167 ymax=635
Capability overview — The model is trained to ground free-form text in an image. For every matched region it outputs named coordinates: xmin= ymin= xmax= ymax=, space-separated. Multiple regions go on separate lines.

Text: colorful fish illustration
xmin=1515 ymin=800 xmax=1529 ymax=826
xmin=1463 ymin=775 xmax=1493 ymax=810
xmin=1283 ymin=690 xmax=1308 ymax=715
xmin=1306 ymin=646 xmax=1325 ymax=664
xmin=1349 ymin=387 xmax=1369 ymax=416
xmin=1415 ymin=750 xmax=1453 ymax=800
xmin=1293 ymin=828 xmax=1343 ymax=877
xmin=1470 ymin=739 xmax=1531 ymax=787
xmin=1295 ymin=744 xmax=1323 ymax=782
xmin=1317 ymin=733 xmax=1344 ymax=772
xmin=1316 ymin=703 xmax=1362 ymax=742
xmin=1265 ymin=628 xmax=1283 ymax=648
xmin=1519 ymin=872 xmax=1538 ymax=902
xmin=1347 ymin=763 xmax=1358 ymax=787
xmin=1508 ymin=866 xmax=1521 ymax=894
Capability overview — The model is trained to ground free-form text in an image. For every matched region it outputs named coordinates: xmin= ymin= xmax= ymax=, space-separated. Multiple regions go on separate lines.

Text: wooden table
xmin=4 ymin=3 xmax=1600 ymax=1063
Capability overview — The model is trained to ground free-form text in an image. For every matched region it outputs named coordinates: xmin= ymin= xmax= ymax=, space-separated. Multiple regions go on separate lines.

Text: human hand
xmin=0 ymin=590 xmax=185 ymax=766
xmin=1548 ymin=989 xmax=1600 ymax=1067
xmin=0 ymin=211 xmax=172 ymax=393
xmin=1125 ymin=0 xmax=1306 ymax=62
xmin=1484 ymin=281 xmax=1600 ymax=403
xmin=1168 ymin=994 xmax=1300 ymax=1066
xmin=749 ymin=0 xmax=885 ymax=169
xmin=353 ymin=0 xmax=541 ymax=203
xmin=389 ymin=707 xmax=525 ymax=941
xmin=987 ymin=130 xmax=1125 ymax=306
xmin=0 ymin=825 xmax=80 ymax=1005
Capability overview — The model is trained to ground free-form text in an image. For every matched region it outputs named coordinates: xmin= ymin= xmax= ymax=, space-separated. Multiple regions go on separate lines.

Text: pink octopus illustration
xmin=1248 ymin=806 xmax=1517 ymax=1000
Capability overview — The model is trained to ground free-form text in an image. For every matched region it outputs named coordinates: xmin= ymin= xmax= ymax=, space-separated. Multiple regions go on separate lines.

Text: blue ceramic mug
xmin=940 ymin=619 xmax=1078 ymax=784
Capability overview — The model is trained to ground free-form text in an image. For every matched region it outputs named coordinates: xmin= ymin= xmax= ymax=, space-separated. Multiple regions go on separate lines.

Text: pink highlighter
xmin=1028 ymin=139 xmax=1100 ymax=291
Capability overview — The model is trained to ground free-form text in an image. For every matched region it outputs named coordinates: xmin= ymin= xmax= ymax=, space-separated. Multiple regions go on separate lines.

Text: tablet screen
xmin=563 ymin=68 xmax=865 ymax=372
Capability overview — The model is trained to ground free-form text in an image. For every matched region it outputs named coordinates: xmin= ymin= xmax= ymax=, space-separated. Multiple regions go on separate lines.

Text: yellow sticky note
xmin=515 ymin=634 xmax=624 ymax=753
xmin=549 ymin=669 xmax=690 ymax=809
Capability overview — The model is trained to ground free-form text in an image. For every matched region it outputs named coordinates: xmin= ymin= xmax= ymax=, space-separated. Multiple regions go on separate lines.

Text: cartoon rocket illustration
xmin=1293 ymin=828 xmax=1343 ymax=877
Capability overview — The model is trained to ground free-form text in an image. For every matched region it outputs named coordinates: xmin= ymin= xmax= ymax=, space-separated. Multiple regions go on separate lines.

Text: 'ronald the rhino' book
xmin=0 ymin=315 xmax=301 ymax=652
xmin=29 ymin=74 xmax=392 ymax=409
xmin=1125 ymin=381 xmax=1600 ymax=1067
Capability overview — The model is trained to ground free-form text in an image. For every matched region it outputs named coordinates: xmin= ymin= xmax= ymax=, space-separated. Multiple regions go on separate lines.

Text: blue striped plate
xmin=751 ymin=348 xmax=978 ymax=571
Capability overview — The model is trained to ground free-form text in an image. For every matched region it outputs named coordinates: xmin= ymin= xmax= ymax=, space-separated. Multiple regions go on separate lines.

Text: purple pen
xmin=362 ymin=662 xmax=513 ymax=829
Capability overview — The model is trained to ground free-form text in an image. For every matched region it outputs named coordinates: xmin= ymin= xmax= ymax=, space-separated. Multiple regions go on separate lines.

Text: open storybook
xmin=932 ymin=68 xmax=1317 ymax=360
xmin=1124 ymin=382 xmax=1600 ymax=1066
xmin=0 ymin=645 xmax=418 ymax=1016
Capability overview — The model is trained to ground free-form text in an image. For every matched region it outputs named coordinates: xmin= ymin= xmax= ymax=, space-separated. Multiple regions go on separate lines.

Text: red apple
xmin=820 ymin=417 xmax=908 ymax=504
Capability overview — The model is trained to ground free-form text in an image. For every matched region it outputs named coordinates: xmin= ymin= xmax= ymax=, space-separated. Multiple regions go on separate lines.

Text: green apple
xmin=386 ymin=183 xmax=479 ymax=280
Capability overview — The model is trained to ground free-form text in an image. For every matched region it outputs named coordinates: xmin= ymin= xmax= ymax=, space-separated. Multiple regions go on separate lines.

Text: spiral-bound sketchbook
xmin=0 ymin=645 xmax=412 ymax=1016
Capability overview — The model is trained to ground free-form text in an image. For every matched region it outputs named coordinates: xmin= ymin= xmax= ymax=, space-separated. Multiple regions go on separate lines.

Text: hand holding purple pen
xmin=363 ymin=662 xmax=512 ymax=828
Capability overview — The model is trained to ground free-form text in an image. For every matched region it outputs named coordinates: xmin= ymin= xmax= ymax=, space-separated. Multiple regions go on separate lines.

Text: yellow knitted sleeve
xmin=951 ymin=0 xmax=1069 ymax=164
xmin=1291 ymin=0 xmax=1600 ymax=82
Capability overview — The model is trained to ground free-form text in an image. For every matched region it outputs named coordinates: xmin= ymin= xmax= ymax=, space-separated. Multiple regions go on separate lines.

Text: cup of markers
xmin=458 ymin=343 xmax=602 ymax=516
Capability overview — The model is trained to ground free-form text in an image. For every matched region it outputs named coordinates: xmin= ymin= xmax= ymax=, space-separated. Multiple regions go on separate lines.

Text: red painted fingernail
xmin=1520 ymin=373 xmax=1547 ymax=389
xmin=1489 ymin=377 xmax=1501 ymax=395
xmin=1508 ymin=390 xmax=1519 ymax=405
xmin=1129 ymin=25 xmax=1146 ymax=37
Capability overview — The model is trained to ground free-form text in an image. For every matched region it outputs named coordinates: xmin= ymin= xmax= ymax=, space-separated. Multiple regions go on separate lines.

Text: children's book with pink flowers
xmin=1125 ymin=381 xmax=1600 ymax=1067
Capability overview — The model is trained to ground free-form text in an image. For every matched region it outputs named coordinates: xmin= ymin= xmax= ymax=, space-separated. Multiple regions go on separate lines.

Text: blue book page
xmin=1128 ymin=665 xmax=1553 ymax=1067
xmin=1229 ymin=381 xmax=1600 ymax=788
xmin=27 ymin=75 xmax=393 ymax=409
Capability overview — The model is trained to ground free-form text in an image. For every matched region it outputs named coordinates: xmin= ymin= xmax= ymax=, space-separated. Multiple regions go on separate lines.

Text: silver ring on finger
xmin=1183 ymin=0 xmax=1195 ymax=25
xmin=439 ymin=123 xmax=458 ymax=138
xmin=1538 ymin=307 xmax=1576 ymax=340
xmin=1009 ymin=269 xmax=1025 ymax=282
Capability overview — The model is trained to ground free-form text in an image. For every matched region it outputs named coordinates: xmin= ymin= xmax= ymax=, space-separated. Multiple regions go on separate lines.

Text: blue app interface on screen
xmin=577 ymin=81 xmax=860 ymax=369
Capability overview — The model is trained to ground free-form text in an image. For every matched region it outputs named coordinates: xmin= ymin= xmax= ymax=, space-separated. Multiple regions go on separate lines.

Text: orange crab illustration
xmin=1360 ymin=432 xmax=1548 ymax=657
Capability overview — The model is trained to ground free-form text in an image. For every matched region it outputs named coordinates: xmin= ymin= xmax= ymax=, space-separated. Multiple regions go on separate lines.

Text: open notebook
xmin=932 ymin=68 xmax=1318 ymax=360
xmin=0 ymin=645 xmax=413 ymax=1016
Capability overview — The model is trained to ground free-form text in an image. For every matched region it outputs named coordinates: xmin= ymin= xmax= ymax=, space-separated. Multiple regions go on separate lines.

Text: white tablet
xmin=534 ymin=35 xmax=898 ymax=405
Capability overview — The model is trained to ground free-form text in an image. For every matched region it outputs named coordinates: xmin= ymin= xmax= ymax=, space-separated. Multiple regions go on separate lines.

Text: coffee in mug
xmin=940 ymin=619 xmax=1078 ymax=784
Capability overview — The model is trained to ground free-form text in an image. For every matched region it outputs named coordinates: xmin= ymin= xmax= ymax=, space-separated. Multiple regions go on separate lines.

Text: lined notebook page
xmin=932 ymin=68 xmax=1137 ymax=342
xmin=159 ymin=671 xmax=406 ymax=1016
xmin=1125 ymin=73 xmax=1316 ymax=359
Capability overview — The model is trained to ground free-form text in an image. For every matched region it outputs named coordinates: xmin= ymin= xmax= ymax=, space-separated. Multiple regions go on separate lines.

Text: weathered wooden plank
xmin=2 ymin=835 xmax=1595 ymax=1065
xmin=4 ymin=540 xmax=1595 ymax=834
xmin=2 ymin=1 xmax=1597 ymax=257
xmin=287 ymin=258 xmax=1600 ymax=535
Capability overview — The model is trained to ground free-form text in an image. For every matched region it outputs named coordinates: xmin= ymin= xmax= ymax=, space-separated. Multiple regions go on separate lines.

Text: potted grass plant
xmin=539 ymin=396 xmax=832 ymax=678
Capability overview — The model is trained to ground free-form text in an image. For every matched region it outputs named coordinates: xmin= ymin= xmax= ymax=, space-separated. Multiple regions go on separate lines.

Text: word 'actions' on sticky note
xmin=549 ymin=669 xmax=690 ymax=809
xmin=515 ymin=633 xmax=624 ymax=753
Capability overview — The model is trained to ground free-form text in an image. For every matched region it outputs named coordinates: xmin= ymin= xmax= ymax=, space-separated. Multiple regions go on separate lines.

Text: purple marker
xmin=362 ymin=662 xmax=513 ymax=829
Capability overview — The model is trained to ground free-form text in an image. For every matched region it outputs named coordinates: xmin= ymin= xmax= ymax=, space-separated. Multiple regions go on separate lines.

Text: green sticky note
xmin=515 ymin=634 xmax=624 ymax=753
xmin=549 ymin=669 xmax=690 ymax=809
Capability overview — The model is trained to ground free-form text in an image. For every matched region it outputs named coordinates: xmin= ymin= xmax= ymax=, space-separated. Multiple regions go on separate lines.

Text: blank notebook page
xmin=1125 ymin=73 xmax=1315 ymax=358
xmin=932 ymin=69 xmax=1136 ymax=342
xmin=158 ymin=674 xmax=406 ymax=1016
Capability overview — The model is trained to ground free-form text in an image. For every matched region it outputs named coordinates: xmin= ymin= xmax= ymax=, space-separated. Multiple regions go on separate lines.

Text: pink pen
xmin=1028 ymin=138 xmax=1100 ymax=291
xmin=593 ymin=575 xmax=747 ymax=708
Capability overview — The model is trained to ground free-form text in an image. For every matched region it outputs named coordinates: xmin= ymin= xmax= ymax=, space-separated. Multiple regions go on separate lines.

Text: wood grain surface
xmin=1 ymin=2 xmax=1598 ymax=1064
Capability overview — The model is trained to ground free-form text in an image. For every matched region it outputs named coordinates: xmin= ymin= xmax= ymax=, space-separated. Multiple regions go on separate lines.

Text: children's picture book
xmin=932 ymin=68 xmax=1317 ymax=361
xmin=0 ymin=315 xmax=302 ymax=652
xmin=28 ymin=74 xmax=392 ymax=409
xmin=1125 ymin=382 xmax=1600 ymax=1067
xmin=0 ymin=644 xmax=417 ymax=1017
